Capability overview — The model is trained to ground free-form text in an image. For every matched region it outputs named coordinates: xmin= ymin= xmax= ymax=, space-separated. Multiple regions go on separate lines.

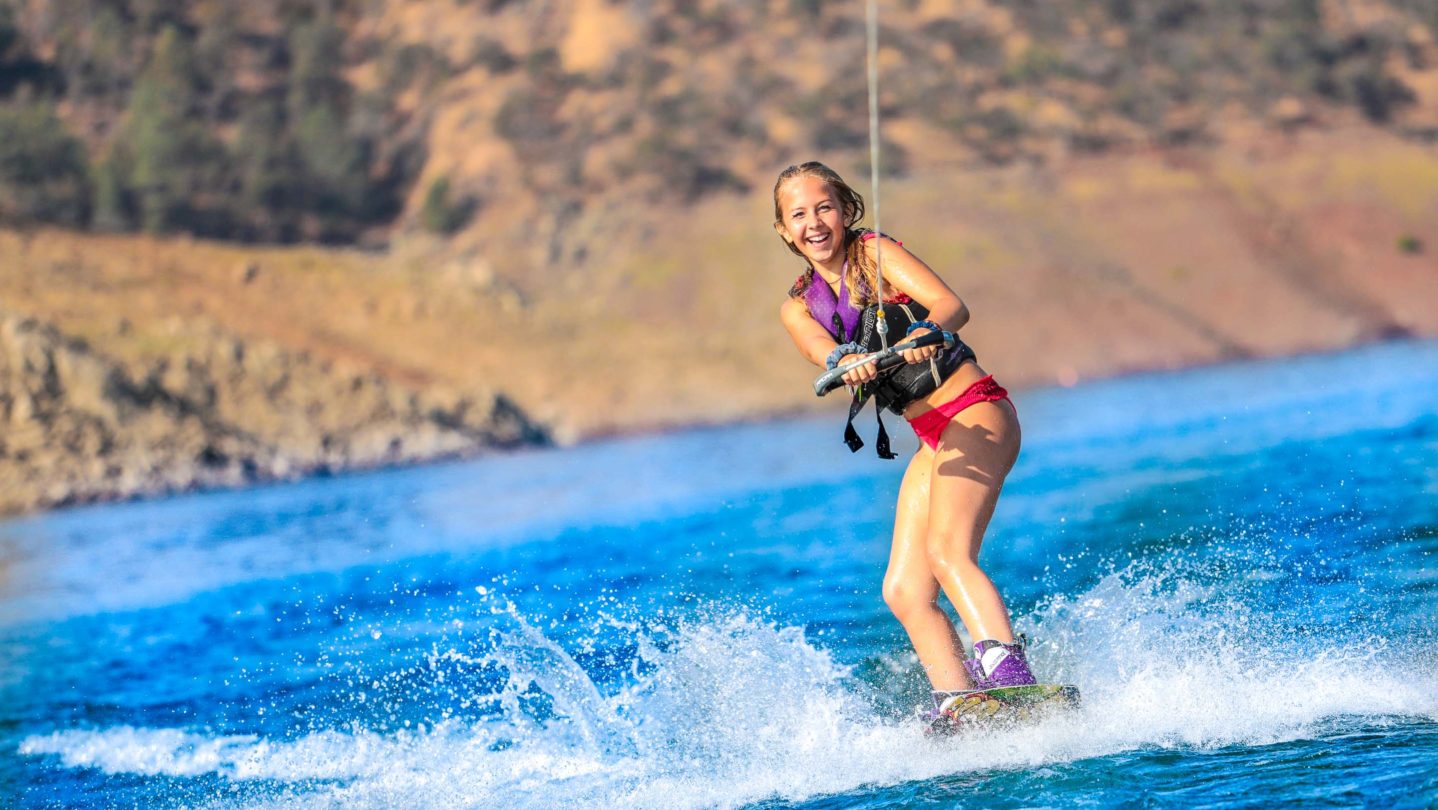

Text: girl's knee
xmin=882 ymin=577 xmax=937 ymax=622
xmin=924 ymin=540 xmax=981 ymax=576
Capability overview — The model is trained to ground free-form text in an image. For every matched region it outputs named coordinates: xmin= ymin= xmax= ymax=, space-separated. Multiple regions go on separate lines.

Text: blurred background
xmin=1 ymin=0 xmax=1436 ymax=515
xmin=3 ymin=4 xmax=1438 ymax=807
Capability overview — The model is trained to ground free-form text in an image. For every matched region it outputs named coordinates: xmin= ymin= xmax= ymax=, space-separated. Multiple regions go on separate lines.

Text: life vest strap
xmin=845 ymin=387 xmax=897 ymax=459
xmin=845 ymin=393 xmax=866 ymax=453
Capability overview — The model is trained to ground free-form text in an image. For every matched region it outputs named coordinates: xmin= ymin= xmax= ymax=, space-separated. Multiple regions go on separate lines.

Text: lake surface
xmin=3 ymin=341 xmax=1437 ymax=808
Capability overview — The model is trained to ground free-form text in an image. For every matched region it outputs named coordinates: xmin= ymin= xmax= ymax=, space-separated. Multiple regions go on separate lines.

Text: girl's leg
xmin=882 ymin=447 xmax=971 ymax=690
xmin=925 ymin=399 xmax=1022 ymax=645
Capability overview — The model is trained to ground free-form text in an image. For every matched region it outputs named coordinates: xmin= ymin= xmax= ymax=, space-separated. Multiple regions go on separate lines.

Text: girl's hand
xmin=901 ymin=329 xmax=940 ymax=365
xmin=840 ymin=354 xmax=878 ymax=386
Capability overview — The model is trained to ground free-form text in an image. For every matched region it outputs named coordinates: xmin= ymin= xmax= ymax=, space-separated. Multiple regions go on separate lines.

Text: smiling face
xmin=774 ymin=175 xmax=849 ymax=273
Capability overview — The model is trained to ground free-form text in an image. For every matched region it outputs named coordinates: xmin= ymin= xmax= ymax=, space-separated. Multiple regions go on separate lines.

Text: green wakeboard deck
xmin=927 ymin=684 xmax=1081 ymax=736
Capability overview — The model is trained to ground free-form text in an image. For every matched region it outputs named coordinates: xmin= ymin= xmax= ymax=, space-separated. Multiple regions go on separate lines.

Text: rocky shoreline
xmin=0 ymin=310 xmax=548 ymax=516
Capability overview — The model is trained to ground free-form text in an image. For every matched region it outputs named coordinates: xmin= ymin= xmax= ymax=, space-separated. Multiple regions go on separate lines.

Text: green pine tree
xmin=122 ymin=25 xmax=219 ymax=234
xmin=286 ymin=16 xmax=368 ymax=231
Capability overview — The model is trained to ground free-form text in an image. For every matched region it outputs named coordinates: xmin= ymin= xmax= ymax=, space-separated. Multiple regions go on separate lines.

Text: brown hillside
xmin=2 ymin=1 xmax=1438 ymax=515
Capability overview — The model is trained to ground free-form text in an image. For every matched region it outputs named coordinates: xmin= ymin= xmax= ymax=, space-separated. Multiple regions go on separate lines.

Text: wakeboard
xmin=927 ymin=684 xmax=1081 ymax=736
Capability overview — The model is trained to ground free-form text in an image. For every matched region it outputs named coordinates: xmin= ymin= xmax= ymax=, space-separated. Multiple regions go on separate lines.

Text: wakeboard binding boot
xmin=927 ymin=637 xmax=1040 ymax=734
xmin=965 ymin=637 xmax=1038 ymax=689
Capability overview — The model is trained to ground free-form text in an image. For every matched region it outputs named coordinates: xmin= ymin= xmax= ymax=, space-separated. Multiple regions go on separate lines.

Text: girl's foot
xmin=964 ymin=638 xmax=1039 ymax=689
xmin=926 ymin=688 xmax=979 ymax=725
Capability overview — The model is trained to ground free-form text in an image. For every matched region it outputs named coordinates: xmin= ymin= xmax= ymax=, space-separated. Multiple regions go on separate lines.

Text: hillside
xmin=3 ymin=1 xmax=1437 ymax=246
xmin=1 ymin=0 xmax=1437 ymax=514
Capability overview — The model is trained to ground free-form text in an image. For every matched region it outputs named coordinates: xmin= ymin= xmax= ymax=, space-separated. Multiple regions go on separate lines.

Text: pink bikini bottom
xmin=906 ymin=375 xmax=1011 ymax=450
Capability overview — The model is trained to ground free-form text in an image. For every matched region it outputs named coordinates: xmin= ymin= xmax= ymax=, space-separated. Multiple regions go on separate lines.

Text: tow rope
xmin=866 ymin=0 xmax=888 ymax=350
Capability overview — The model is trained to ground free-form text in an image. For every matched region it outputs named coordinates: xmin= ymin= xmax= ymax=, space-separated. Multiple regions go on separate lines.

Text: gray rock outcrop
xmin=0 ymin=310 xmax=548 ymax=514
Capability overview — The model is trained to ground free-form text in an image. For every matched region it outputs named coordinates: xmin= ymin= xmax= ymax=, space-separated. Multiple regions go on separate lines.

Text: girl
xmin=773 ymin=161 xmax=1039 ymax=719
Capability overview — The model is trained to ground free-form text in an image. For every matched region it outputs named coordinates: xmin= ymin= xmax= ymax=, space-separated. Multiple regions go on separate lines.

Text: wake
xmin=20 ymin=554 xmax=1438 ymax=809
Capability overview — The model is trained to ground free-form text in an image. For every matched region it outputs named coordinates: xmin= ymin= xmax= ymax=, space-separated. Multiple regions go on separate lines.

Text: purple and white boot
xmin=927 ymin=639 xmax=1035 ymax=724
xmin=964 ymin=638 xmax=1038 ymax=689
xmin=927 ymin=638 xmax=1048 ymax=733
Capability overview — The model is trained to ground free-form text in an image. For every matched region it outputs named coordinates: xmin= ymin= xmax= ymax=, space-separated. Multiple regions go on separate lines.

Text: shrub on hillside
xmin=0 ymin=102 xmax=90 ymax=226
xmin=1337 ymin=57 xmax=1415 ymax=123
xmin=420 ymin=176 xmax=476 ymax=234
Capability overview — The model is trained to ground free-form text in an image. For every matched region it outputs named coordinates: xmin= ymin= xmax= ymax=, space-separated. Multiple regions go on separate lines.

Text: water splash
xmin=19 ymin=551 xmax=1438 ymax=809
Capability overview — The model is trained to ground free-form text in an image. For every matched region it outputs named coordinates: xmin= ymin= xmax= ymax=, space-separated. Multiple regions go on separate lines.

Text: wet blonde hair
xmin=774 ymin=161 xmax=880 ymax=308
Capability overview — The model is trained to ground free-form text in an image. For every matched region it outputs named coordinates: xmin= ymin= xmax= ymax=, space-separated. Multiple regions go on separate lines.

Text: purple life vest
xmin=804 ymin=272 xmax=864 ymax=341
xmin=801 ymin=231 xmax=897 ymax=340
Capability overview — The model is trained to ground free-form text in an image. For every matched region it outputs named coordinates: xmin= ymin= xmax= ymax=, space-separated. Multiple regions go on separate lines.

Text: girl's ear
xmin=774 ymin=221 xmax=793 ymax=242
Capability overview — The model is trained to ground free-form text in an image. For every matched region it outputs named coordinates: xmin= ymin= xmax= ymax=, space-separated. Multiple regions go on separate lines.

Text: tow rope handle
xmin=812 ymin=330 xmax=955 ymax=397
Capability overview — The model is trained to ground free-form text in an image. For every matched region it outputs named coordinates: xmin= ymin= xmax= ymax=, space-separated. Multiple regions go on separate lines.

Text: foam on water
xmin=19 ymin=547 xmax=1438 ymax=809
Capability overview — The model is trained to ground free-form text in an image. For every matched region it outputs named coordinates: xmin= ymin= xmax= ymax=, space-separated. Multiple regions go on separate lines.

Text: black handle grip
xmin=812 ymin=330 xmax=954 ymax=396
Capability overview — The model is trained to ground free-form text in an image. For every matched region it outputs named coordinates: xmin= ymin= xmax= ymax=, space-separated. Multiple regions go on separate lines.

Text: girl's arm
xmin=865 ymin=235 xmax=970 ymax=332
xmin=780 ymin=297 xmax=880 ymax=384
xmin=864 ymin=236 xmax=968 ymax=366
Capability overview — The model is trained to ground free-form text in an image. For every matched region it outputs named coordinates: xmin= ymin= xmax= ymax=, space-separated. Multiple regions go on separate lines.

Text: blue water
xmin=3 ymin=341 xmax=1438 ymax=808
